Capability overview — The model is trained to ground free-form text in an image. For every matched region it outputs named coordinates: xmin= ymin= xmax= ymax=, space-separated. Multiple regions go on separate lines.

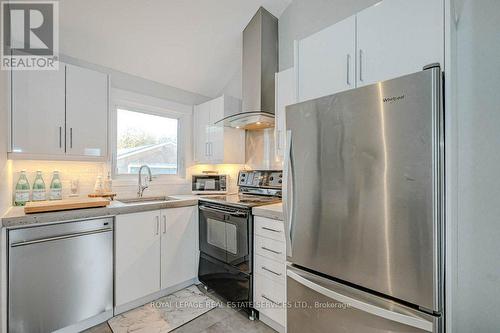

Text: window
xmin=116 ymin=108 xmax=178 ymax=175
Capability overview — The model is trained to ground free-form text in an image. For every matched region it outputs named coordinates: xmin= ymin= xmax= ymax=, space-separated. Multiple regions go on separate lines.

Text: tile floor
xmin=84 ymin=286 xmax=276 ymax=333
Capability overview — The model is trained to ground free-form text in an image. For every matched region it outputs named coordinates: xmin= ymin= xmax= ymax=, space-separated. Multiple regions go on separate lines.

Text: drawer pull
xmin=261 ymin=246 xmax=282 ymax=255
xmin=262 ymin=227 xmax=281 ymax=233
xmin=261 ymin=266 xmax=282 ymax=276
xmin=262 ymin=294 xmax=282 ymax=306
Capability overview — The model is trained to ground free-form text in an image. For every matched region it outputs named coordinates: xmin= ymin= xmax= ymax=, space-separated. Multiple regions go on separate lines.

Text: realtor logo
xmin=1 ymin=1 xmax=59 ymax=70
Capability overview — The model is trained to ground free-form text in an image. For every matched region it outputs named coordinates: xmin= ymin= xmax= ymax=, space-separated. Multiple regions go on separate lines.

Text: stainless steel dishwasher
xmin=8 ymin=218 xmax=114 ymax=333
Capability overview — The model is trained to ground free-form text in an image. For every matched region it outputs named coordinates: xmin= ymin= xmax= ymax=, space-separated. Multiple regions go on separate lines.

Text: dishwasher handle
xmin=10 ymin=228 xmax=113 ymax=248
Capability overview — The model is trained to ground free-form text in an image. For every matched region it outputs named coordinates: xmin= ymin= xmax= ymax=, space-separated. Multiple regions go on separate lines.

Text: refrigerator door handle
xmin=287 ymin=269 xmax=434 ymax=332
xmin=284 ymin=130 xmax=294 ymax=257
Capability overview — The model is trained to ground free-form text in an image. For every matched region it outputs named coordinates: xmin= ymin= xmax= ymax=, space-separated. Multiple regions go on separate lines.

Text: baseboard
xmin=114 ymin=278 xmax=198 ymax=315
xmin=259 ymin=313 xmax=285 ymax=333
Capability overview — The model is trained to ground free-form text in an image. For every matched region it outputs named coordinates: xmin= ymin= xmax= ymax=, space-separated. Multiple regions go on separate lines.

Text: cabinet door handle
xmin=261 ymin=246 xmax=282 ymax=255
xmin=346 ymin=54 xmax=351 ymax=85
xmin=261 ymin=266 xmax=282 ymax=276
xmin=359 ymin=49 xmax=364 ymax=82
xmin=163 ymin=215 xmax=166 ymax=234
xmin=205 ymin=142 xmax=209 ymax=156
xmin=155 ymin=216 xmax=160 ymax=235
xmin=276 ymin=130 xmax=281 ymax=150
xmin=262 ymin=226 xmax=281 ymax=233
xmin=59 ymin=126 xmax=62 ymax=148
xmin=262 ymin=294 xmax=282 ymax=306
xmin=209 ymin=142 xmax=213 ymax=156
xmin=69 ymin=127 xmax=73 ymax=149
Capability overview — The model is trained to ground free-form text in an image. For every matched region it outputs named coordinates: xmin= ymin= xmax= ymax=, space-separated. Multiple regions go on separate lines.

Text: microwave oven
xmin=192 ymin=174 xmax=228 ymax=194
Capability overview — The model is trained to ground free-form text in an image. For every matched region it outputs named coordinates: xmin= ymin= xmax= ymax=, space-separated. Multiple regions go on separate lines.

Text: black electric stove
xmin=197 ymin=170 xmax=282 ymax=319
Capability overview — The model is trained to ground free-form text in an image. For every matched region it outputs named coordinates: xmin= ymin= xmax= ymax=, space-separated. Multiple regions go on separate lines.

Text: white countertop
xmin=1 ymin=196 xmax=199 ymax=228
xmin=252 ymin=203 xmax=283 ymax=221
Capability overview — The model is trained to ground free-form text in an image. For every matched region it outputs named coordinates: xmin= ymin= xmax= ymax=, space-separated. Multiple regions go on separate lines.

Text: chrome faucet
xmin=137 ymin=165 xmax=153 ymax=197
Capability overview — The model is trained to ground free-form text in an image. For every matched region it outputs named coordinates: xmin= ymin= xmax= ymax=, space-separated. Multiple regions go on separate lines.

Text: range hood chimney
xmin=217 ymin=7 xmax=278 ymax=130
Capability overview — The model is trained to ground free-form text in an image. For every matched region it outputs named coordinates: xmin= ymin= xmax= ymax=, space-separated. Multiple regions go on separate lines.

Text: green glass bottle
xmin=49 ymin=171 xmax=62 ymax=200
xmin=14 ymin=170 xmax=30 ymax=206
xmin=32 ymin=170 xmax=46 ymax=201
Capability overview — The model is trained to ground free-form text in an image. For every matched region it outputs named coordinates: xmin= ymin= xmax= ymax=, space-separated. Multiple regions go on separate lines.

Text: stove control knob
xmin=269 ymin=177 xmax=274 ymax=181
xmin=278 ymin=179 xmax=282 ymax=184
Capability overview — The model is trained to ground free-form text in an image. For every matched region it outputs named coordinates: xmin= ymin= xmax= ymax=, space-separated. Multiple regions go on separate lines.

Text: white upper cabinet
xmin=11 ymin=67 xmax=66 ymax=156
xmin=193 ymin=101 xmax=211 ymax=164
xmin=295 ymin=0 xmax=444 ymax=98
xmin=275 ymin=68 xmax=296 ymax=161
xmin=9 ymin=62 xmax=109 ymax=160
xmin=160 ymin=206 xmax=198 ymax=290
xmin=193 ymin=95 xmax=245 ymax=164
xmin=356 ymin=0 xmax=444 ymax=86
xmin=66 ymin=65 xmax=108 ymax=158
xmin=207 ymin=96 xmax=225 ymax=163
xmin=296 ymin=16 xmax=356 ymax=102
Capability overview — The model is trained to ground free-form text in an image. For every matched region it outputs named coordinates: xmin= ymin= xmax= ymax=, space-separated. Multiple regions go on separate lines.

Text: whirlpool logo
xmin=383 ymin=95 xmax=405 ymax=103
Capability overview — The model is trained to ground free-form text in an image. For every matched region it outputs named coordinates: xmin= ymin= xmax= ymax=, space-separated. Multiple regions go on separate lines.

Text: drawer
xmin=255 ymin=216 xmax=285 ymax=242
xmin=255 ymin=235 xmax=286 ymax=262
xmin=254 ymin=273 xmax=286 ymax=326
xmin=255 ymin=254 xmax=286 ymax=284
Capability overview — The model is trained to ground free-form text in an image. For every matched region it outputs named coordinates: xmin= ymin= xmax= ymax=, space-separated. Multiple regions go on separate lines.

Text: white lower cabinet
xmin=115 ymin=210 xmax=161 ymax=307
xmin=255 ymin=271 xmax=286 ymax=326
xmin=253 ymin=216 xmax=286 ymax=331
xmin=115 ymin=206 xmax=198 ymax=308
xmin=160 ymin=206 xmax=199 ymax=289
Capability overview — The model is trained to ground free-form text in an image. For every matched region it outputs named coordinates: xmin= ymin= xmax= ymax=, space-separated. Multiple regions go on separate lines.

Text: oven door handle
xmin=199 ymin=206 xmax=248 ymax=218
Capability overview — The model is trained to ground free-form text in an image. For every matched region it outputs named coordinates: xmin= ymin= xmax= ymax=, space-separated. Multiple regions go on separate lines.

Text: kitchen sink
xmin=117 ymin=196 xmax=177 ymax=205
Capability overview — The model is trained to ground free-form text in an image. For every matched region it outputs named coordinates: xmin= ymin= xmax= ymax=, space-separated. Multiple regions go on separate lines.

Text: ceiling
xmin=58 ymin=0 xmax=291 ymax=99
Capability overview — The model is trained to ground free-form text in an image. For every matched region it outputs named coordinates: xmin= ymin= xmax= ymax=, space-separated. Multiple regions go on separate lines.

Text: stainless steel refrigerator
xmin=284 ymin=66 xmax=444 ymax=332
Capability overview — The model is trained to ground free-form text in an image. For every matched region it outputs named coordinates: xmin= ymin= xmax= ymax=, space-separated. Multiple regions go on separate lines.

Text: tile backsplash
xmin=11 ymin=161 xmax=107 ymax=201
xmin=10 ymin=161 xmax=249 ymax=203
xmin=187 ymin=164 xmax=249 ymax=194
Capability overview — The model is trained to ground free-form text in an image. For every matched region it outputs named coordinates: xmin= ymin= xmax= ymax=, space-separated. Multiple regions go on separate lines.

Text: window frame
xmin=110 ymin=89 xmax=191 ymax=183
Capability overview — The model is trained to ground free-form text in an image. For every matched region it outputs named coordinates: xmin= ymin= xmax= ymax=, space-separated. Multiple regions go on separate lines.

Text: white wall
xmin=0 ymin=69 xmax=12 ymax=215
xmin=452 ymin=0 xmax=500 ymax=331
xmin=208 ymin=0 xmax=382 ymax=97
xmin=218 ymin=68 xmax=242 ymax=100
xmin=278 ymin=0 xmax=379 ymax=70
xmin=0 ymin=52 xmax=12 ymax=333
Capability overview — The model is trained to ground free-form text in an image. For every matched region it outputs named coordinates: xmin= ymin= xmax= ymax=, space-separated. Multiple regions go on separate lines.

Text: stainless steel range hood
xmin=217 ymin=7 xmax=278 ymax=130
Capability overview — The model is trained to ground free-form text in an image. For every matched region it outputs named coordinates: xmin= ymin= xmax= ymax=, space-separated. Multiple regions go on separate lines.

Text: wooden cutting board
xmin=24 ymin=197 xmax=110 ymax=214
xmin=88 ymin=192 xmax=117 ymax=200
